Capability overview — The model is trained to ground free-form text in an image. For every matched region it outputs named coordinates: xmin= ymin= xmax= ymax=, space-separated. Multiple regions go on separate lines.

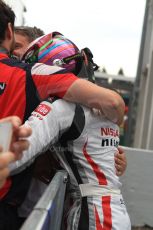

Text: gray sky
xmin=24 ymin=0 xmax=146 ymax=77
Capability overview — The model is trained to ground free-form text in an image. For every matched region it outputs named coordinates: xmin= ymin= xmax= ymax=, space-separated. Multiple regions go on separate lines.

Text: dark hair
xmin=14 ymin=26 xmax=45 ymax=43
xmin=0 ymin=0 xmax=15 ymax=44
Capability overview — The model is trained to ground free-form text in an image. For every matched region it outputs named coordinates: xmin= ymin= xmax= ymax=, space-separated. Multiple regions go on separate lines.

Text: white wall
xmin=121 ymin=146 xmax=153 ymax=227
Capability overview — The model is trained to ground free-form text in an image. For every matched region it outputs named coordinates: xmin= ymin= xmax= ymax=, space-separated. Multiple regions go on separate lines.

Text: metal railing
xmin=20 ymin=170 xmax=68 ymax=230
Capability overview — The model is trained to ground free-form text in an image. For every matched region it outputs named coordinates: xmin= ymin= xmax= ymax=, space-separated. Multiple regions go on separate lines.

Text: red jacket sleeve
xmin=31 ymin=63 xmax=78 ymax=99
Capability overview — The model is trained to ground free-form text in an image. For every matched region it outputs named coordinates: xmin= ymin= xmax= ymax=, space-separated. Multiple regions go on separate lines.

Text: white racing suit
xmin=10 ymin=99 xmax=131 ymax=230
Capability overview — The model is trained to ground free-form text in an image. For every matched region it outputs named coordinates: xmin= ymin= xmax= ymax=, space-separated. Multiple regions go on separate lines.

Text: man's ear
xmin=6 ymin=22 xmax=14 ymax=40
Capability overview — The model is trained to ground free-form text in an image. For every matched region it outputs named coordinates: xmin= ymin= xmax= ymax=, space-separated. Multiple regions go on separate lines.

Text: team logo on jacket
xmin=35 ymin=103 xmax=51 ymax=116
xmin=101 ymin=127 xmax=119 ymax=147
xmin=0 ymin=82 xmax=6 ymax=95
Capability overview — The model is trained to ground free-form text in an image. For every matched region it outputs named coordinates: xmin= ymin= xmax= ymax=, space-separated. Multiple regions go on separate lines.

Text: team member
xmin=13 ymin=26 xmax=127 ymax=176
xmin=0 ymin=1 xmax=125 ymax=229
xmin=11 ymin=28 xmax=127 ymax=226
xmin=10 ymin=33 xmax=130 ymax=230
xmin=0 ymin=1 xmax=124 ymax=229
xmin=13 ymin=26 xmax=44 ymax=59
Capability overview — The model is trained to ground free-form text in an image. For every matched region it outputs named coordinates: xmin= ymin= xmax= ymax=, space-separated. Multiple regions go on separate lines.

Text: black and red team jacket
xmin=0 ymin=52 xmax=77 ymax=204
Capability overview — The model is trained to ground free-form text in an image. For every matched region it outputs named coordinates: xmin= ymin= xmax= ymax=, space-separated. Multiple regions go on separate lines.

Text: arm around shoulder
xmin=63 ymin=79 xmax=125 ymax=125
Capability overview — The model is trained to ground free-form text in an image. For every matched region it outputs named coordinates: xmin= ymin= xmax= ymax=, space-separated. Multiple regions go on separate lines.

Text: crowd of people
xmin=0 ymin=0 xmax=130 ymax=229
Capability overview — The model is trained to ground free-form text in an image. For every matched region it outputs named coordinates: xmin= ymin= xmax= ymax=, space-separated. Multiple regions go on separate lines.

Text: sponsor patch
xmin=35 ymin=103 xmax=51 ymax=116
xmin=0 ymin=82 xmax=6 ymax=95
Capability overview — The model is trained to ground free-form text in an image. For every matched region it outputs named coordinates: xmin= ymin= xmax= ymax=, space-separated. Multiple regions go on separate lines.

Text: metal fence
xmin=20 ymin=170 xmax=68 ymax=230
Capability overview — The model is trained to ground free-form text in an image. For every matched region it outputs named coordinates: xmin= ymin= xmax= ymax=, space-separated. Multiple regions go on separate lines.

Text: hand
xmin=0 ymin=150 xmax=15 ymax=188
xmin=0 ymin=116 xmax=32 ymax=158
xmin=0 ymin=116 xmax=32 ymax=188
xmin=115 ymin=146 xmax=127 ymax=176
xmin=11 ymin=125 xmax=32 ymax=160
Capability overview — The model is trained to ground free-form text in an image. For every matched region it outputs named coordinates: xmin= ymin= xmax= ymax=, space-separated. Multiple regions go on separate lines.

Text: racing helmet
xmin=22 ymin=31 xmax=97 ymax=82
xmin=22 ymin=31 xmax=84 ymax=73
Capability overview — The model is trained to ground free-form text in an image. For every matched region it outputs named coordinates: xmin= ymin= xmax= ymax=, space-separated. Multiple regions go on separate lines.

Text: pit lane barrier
xmin=20 ymin=170 xmax=68 ymax=230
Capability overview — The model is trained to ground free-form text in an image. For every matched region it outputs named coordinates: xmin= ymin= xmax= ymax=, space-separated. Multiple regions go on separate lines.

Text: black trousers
xmin=0 ymin=202 xmax=19 ymax=230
